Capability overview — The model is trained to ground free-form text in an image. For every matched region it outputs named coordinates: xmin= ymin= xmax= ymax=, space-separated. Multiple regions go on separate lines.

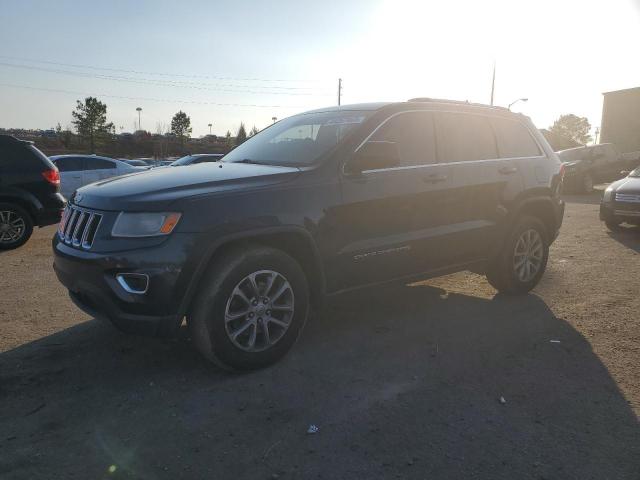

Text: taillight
xmin=42 ymin=168 xmax=60 ymax=186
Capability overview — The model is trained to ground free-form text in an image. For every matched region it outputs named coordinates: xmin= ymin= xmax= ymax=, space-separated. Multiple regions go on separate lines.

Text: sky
xmin=1 ymin=0 xmax=639 ymax=139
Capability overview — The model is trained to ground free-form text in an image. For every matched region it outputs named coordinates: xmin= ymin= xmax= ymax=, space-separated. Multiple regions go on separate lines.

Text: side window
xmin=0 ymin=144 xmax=41 ymax=171
xmin=85 ymin=158 xmax=115 ymax=170
xmin=437 ymin=113 xmax=497 ymax=162
xmin=490 ymin=117 xmax=541 ymax=158
xmin=55 ymin=157 xmax=83 ymax=172
xmin=369 ymin=111 xmax=437 ymax=167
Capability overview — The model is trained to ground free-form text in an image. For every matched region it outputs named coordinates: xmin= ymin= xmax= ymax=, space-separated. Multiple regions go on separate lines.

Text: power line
xmin=0 ymin=82 xmax=308 ymax=109
xmin=0 ymin=54 xmax=323 ymax=84
xmin=0 ymin=62 xmax=333 ymax=96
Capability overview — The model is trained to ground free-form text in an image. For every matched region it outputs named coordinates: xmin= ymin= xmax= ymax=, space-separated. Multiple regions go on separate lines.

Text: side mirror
xmin=346 ymin=141 xmax=400 ymax=174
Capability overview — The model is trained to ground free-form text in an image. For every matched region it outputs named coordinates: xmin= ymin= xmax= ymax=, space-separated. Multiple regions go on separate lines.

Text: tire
xmin=0 ymin=203 xmax=34 ymax=250
xmin=486 ymin=215 xmax=549 ymax=295
xmin=605 ymin=219 xmax=623 ymax=231
xmin=581 ymin=173 xmax=594 ymax=193
xmin=188 ymin=246 xmax=309 ymax=371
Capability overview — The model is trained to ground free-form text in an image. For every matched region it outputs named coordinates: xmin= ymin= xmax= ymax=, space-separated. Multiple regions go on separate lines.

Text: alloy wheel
xmin=513 ymin=229 xmax=544 ymax=282
xmin=0 ymin=210 xmax=26 ymax=244
xmin=224 ymin=270 xmax=295 ymax=352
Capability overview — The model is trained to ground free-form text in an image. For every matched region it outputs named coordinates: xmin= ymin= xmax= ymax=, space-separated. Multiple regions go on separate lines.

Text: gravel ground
xmin=1 ymin=192 xmax=639 ymax=479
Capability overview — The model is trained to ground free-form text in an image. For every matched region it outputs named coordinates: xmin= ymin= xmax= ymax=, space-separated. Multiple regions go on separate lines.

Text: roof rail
xmin=407 ymin=97 xmax=509 ymax=110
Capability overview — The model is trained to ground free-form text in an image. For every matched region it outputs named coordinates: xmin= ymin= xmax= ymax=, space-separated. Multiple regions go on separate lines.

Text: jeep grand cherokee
xmin=53 ymin=99 xmax=565 ymax=370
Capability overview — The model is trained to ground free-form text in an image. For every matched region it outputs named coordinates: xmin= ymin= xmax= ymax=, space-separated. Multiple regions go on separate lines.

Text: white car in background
xmin=50 ymin=155 xmax=146 ymax=199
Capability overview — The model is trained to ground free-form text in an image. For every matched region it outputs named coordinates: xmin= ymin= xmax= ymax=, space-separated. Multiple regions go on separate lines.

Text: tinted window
xmin=55 ymin=157 xmax=83 ymax=172
xmin=369 ymin=111 xmax=436 ymax=167
xmin=490 ymin=117 xmax=541 ymax=158
xmin=437 ymin=113 xmax=497 ymax=162
xmin=0 ymin=143 xmax=48 ymax=171
xmin=85 ymin=158 xmax=115 ymax=170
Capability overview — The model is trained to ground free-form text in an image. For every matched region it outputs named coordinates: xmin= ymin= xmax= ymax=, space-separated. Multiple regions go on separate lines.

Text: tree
xmin=236 ymin=122 xmax=247 ymax=145
xmin=55 ymin=122 xmax=73 ymax=148
xmin=225 ymin=130 xmax=233 ymax=148
xmin=71 ymin=97 xmax=114 ymax=153
xmin=171 ymin=111 xmax=192 ymax=145
xmin=249 ymin=125 xmax=259 ymax=137
xmin=549 ymin=114 xmax=592 ymax=145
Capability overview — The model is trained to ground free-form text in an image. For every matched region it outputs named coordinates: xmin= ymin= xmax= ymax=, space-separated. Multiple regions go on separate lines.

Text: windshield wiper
xmin=232 ymin=158 xmax=267 ymax=165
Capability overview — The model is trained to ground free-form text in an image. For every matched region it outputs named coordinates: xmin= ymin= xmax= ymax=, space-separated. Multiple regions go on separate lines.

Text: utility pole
xmin=208 ymin=123 xmax=212 ymax=135
xmin=272 ymin=116 xmax=277 ymax=124
xmin=338 ymin=78 xmax=342 ymax=106
xmin=490 ymin=63 xmax=496 ymax=106
xmin=136 ymin=107 xmax=142 ymax=131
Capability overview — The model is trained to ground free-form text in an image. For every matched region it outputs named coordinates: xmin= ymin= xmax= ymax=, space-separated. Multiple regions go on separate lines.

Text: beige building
xmin=600 ymin=87 xmax=640 ymax=153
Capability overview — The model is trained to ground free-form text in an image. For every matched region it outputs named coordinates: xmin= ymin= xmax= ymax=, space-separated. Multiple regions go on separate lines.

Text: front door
xmin=330 ymin=110 xmax=453 ymax=291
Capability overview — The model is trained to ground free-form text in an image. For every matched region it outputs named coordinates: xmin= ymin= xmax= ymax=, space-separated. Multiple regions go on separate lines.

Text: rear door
xmin=433 ymin=112 xmax=526 ymax=262
xmin=55 ymin=157 xmax=84 ymax=198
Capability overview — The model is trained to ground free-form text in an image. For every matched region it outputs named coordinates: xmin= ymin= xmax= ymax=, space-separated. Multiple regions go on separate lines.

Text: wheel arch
xmin=0 ymin=190 xmax=41 ymax=222
xmin=179 ymin=227 xmax=326 ymax=318
xmin=513 ymin=196 xmax=559 ymax=240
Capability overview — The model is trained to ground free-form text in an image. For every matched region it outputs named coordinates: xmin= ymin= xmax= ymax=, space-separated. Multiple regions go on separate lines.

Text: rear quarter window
xmin=489 ymin=117 xmax=541 ymax=158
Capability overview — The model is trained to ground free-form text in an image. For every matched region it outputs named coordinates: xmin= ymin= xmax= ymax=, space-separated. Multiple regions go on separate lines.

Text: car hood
xmin=610 ymin=176 xmax=640 ymax=194
xmin=73 ymin=162 xmax=301 ymax=211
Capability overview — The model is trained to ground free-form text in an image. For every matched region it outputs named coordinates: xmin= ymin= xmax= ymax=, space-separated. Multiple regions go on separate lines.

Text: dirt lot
xmin=1 ymin=193 xmax=639 ymax=479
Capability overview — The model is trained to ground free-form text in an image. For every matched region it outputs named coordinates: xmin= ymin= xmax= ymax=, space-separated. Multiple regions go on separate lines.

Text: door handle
xmin=422 ymin=174 xmax=448 ymax=183
xmin=498 ymin=166 xmax=518 ymax=175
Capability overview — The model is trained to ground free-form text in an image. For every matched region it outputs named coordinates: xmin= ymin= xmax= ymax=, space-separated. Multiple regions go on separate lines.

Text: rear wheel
xmin=188 ymin=246 xmax=309 ymax=370
xmin=486 ymin=216 xmax=549 ymax=295
xmin=581 ymin=173 xmax=594 ymax=193
xmin=0 ymin=203 xmax=33 ymax=250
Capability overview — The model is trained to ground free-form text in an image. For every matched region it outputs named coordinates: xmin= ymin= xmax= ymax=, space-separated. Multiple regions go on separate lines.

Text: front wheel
xmin=188 ymin=246 xmax=309 ymax=371
xmin=486 ymin=216 xmax=549 ymax=295
xmin=0 ymin=203 xmax=33 ymax=250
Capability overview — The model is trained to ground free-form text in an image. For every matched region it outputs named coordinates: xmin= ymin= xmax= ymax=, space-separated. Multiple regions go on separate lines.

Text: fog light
xmin=116 ymin=273 xmax=149 ymax=294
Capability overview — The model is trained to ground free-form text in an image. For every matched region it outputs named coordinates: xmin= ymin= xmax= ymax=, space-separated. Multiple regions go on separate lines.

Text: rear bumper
xmin=36 ymin=193 xmax=66 ymax=227
xmin=552 ymin=198 xmax=565 ymax=241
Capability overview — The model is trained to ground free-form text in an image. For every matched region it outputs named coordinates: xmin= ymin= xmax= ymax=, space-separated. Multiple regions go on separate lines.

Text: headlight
xmin=112 ymin=212 xmax=181 ymax=237
xmin=603 ymin=185 xmax=615 ymax=202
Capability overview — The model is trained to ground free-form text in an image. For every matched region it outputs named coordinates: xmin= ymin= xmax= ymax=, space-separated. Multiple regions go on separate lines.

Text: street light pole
xmin=136 ymin=107 xmax=142 ymax=131
xmin=272 ymin=116 xmax=277 ymax=124
xmin=508 ymin=98 xmax=528 ymax=110
xmin=208 ymin=123 xmax=212 ymax=135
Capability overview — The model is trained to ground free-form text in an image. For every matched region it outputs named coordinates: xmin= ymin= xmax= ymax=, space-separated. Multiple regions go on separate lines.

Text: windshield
xmin=221 ymin=110 xmax=372 ymax=166
xmin=629 ymin=167 xmax=640 ymax=177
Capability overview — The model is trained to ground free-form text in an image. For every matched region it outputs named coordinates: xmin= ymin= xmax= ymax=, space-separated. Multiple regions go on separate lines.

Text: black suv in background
xmin=558 ymin=143 xmax=627 ymax=193
xmin=0 ymin=135 xmax=66 ymax=249
xmin=53 ymin=99 xmax=565 ymax=370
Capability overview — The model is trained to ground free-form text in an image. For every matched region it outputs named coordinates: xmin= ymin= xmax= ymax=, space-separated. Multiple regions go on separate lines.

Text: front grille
xmin=615 ymin=193 xmax=640 ymax=203
xmin=58 ymin=205 xmax=102 ymax=249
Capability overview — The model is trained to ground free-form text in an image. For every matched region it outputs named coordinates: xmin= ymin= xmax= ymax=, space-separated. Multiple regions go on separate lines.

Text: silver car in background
xmin=50 ymin=155 xmax=146 ymax=199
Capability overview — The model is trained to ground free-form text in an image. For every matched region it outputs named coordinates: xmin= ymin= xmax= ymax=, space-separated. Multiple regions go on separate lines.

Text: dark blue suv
xmin=53 ymin=99 xmax=565 ymax=370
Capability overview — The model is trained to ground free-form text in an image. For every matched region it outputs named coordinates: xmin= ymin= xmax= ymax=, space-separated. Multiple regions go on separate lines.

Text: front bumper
xmin=600 ymin=202 xmax=640 ymax=224
xmin=52 ymin=232 xmax=202 ymax=337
